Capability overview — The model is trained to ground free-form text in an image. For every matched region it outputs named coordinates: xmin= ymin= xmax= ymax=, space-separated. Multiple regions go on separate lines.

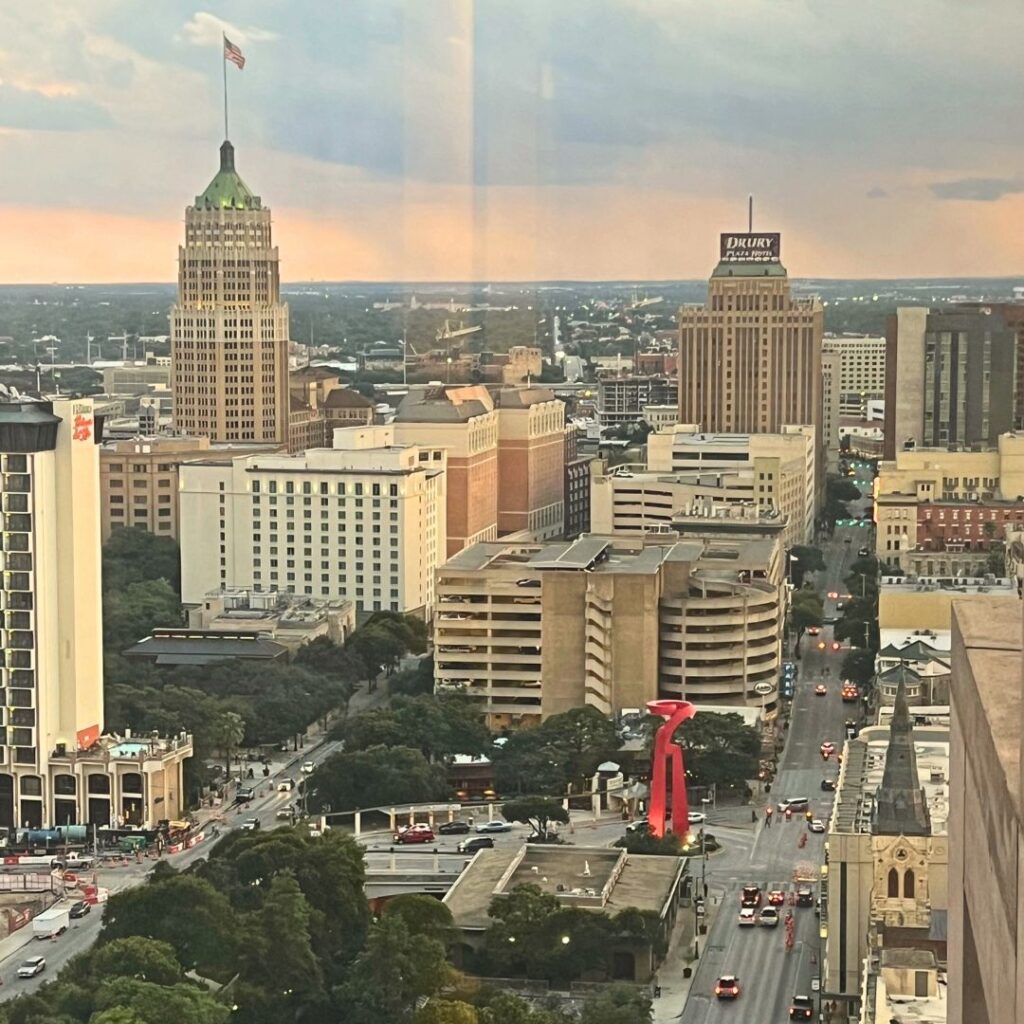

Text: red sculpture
xmin=645 ymin=699 xmax=697 ymax=839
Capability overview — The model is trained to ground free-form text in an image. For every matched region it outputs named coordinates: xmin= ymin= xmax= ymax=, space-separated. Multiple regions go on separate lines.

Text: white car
xmin=808 ymin=818 xmax=826 ymax=834
xmin=277 ymin=779 xmax=295 ymax=792
xmin=475 ymin=820 xmax=513 ymax=834
xmin=688 ymin=812 xmax=707 ymax=825
xmin=17 ymin=956 xmax=45 ymax=978
xmin=737 ymin=908 xmax=756 ymax=927
xmin=301 ymin=762 xmax=315 ymax=774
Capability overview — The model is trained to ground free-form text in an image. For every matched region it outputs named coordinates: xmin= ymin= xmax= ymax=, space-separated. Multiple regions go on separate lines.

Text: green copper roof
xmin=194 ymin=141 xmax=261 ymax=210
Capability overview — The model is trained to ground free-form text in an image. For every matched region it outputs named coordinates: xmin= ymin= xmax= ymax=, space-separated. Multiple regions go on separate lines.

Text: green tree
xmin=306 ymin=744 xmax=446 ymax=812
xmin=841 ymin=648 xmax=876 ymax=687
xmin=501 ymin=797 xmax=570 ymax=837
xmin=416 ymin=1001 xmax=480 ymax=1024
xmin=383 ymin=893 xmax=456 ymax=944
xmin=102 ymin=578 xmax=181 ymax=652
xmin=91 ymin=977 xmax=230 ymax=1024
xmin=207 ymin=709 xmax=245 ymax=770
xmin=789 ymin=545 xmax=825 ymax=588
xmin=613 ymin=831 xmax=684 ymax=856
xmin=578 ymin=984 xmax=653 ymax=1024
xmin=102 ymin=528 xmax=182 ymax=594
xmin=678 ymin=712 xmax=760 ymax=791
xmin=478 ymin=992 xmax=566 ymax=1024
xmin=101 ymin=875 xmax=238 ymax=973
xmin=84 ymin=937 xmax=184 ymax=988
xmin=789 ymin=588 xmax=824 ymax=634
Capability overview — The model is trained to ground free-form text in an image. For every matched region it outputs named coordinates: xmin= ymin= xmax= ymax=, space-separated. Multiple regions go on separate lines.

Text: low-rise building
xmin=123 ymin=628 xmax=289 ymax=667
xmin=186 ymin=588 xmax=356 ymax=650
xmin=640 ymin=404 xmax=679 ymax=433
xmin=597 ymin=376 xmax=677 ymax=427
xmin=179 ymin=424 xmax=447 ymax=619
xmin=879 ymin=575 xmax=1016 ymax=633
xmin=434 ymin=534 xmax=785 ymax=729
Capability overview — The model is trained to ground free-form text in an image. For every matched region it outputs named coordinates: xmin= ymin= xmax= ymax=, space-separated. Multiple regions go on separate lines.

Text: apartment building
xmin=822 ymin=335 xmax=886 ymax=415
xmin=179 ymin=425 xmax=446 ymax=619
xmin=170 ymin=141 xmax=291 ymax=446
xmin=434 ymin=534 xmax=785 ymax=729
xmin=647 ymin=426 xmax=816 ymax=546
xmin=678 ymin=232 xmax=823 ymax=447
xmin=563 ymin=425 xmax=592 ymax=540
xmin=874 ymin=434 xmax=1024 ymax=570
xmin=0 ymin=397 xmax=191 ymax=828
xmin=597 ymin=376 xmax=677 ymax=426
xmin=393 ymin=385 xmax=498 ymax=557
xmin=494 ymin=387 xmax=565 ymax=539
xmin=884 ymin=306 xmax=1018 ymax=458
xmin=947 ymin=597 xmax=1024 ymax=1024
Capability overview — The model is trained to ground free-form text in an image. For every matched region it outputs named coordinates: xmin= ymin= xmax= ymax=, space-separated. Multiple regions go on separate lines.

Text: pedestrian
xmin=751 ymin=809 xmax=756 ymax=824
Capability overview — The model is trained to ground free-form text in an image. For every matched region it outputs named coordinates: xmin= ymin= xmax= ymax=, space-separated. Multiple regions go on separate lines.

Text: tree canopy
xmin=306 ymin=744 xmax=447 ymax=812
xmin=677 ymin=712 xmax=760 ymax=792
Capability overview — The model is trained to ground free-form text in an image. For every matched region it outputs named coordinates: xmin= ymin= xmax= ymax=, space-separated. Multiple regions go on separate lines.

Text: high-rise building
xmin=0 ymin=397 xmax=191 ymax=828
xmin=678 ymin=232 xmax=823 ymax=458
xmin=822 ymin=335 xmax=886 ymax=416
xmin=884 ymin=306 xmax=1018 ymax=458
xmin=563 ymin=425 xmax=592 ymax=540
xmin=179 ymin=425 xmax=447 ymax=619
xmin=171 ymin=141 xmax=291 ymax=446
xmin=821 ymin=348 xmax=842 ymax=472
xmin=597 ymin=376 xmax=677 ymax=427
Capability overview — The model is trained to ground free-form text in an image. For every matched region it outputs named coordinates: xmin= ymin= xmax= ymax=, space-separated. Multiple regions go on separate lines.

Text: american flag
xmin=224 ymin=36 xmax=245 ymax=70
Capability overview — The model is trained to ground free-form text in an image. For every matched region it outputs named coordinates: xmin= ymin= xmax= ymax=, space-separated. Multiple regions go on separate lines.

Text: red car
xmin=790 ymin=995 xmax=814 ymax=1019
xmin=740 ymin=885 xmax=762 ymax=908
xmin=715 ymin=975 xmax=741 ymax=1000
xmin=393 ymin=824 xmax=435 ymax=844
xmin=767 ymin=889 xmax=786 ymax=906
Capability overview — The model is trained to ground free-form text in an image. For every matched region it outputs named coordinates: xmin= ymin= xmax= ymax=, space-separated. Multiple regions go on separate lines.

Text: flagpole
xmin=222 ymin=33 xmax=229 ymax=140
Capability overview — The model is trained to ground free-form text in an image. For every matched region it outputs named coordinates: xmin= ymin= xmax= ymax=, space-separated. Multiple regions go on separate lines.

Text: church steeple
xmin=874 ymin=680 xmax=931 ymax=836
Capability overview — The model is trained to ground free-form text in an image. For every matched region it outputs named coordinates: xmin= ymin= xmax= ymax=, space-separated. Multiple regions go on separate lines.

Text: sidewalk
xmin=653 ymin=906 xmax=698 ymax=1022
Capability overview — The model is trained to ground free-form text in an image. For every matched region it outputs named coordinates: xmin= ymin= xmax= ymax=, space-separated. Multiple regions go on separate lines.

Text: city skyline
xmin=1 ymin=1 xmax=1023 ymax=284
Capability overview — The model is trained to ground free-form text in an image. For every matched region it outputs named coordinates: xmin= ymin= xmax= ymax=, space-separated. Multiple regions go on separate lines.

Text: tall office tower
xmin=0 ymin=399 xmax=101 ymax=825
xmin=678 ymin=233 xmax=823 ymax=449
xmin=171 ymin=141 xmax=290 ymax=445
xmin=884 ymin=306 xmax=1018 ymax=458
xmin=821 ymin=348 xmax=842 ymax=472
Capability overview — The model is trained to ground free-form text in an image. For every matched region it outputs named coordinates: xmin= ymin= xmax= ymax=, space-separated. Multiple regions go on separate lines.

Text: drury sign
xmin=720 ymin=232 xmax=780 ymax=263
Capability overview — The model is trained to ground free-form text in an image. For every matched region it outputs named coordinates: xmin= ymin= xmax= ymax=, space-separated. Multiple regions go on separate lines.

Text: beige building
xmin=822 ymin=692 xmax=949 ymax=1018
xmin=947 ymin=596 xmax=1024 ymax=1024
xmin=874 ymin=434 xmax=1024 ymax=568
xmin=647 ymin=426 xmax=816 ymax=546
xmin=494 ymin=387 xmax=565 ymax=539
xmin=641 ymin=404 xmax=679 ymax=433
xmin=677 ymin=233 xmax=824 ymax=487
xmin=394 ymin=385 xmax=498 ymax=557
xmin=0 ymin=397 xmax=191 ymax=828
xmin=822 ymin=348 xmax=842 ymax=472
xmin=879 ymin=575 xmax=1017 ymax=632
xmin=287 ymin=367 xmax=373 ymax=452
xmin=434 ymin=534 xmax=785 ymax=729
xmin=822 ymin=335 xmax=886 ymax=414
xmin=179 ymin=425 xmax=446 ymax=619
xmin=171 ymin=141 xmax=291 ymax=446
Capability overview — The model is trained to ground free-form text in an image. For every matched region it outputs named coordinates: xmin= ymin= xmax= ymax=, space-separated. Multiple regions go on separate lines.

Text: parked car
xmin=437 ymin=820 xmax=471 ymax=835
xmin=69 ymin=901 xmax=91 ymax=919
xmin=687 ymin=811 xmax=706 ymax=825
xmin=394 ymin=824 xmax=435 ymax=844
xmin=475 ymin=820 xmax=512 ymax=834
xmin=457 ymin=836 xmax=495 ymax=854
xmin=16 ymin=956 xmax=45 ymax=979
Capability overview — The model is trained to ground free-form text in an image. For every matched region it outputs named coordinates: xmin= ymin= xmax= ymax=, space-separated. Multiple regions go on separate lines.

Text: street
xmin=679 ymin=479 xmax=873 ymax=1023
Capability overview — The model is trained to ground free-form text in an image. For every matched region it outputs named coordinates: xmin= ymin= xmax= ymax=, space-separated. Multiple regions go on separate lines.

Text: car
xmin=858 ymin=546 xmax=870 ymax=557
xmin=807 ymin=625 xmax=820 ymax=636
xmin=394 ymin=824 xmax=435 ymax=844
xmin=790 ymin=994 xmax=814 ymax=1019
xmin=687 ymin=811 xmax=706 ymax=825
xmin=69 ymin=901 xmax=91 ymax=919
xmin=767 ymin=889 xmax=786 ymax=906
xmin=843 ymin=536 xmax=852 ymax=544
xmin=715 ymin=975 xmax=741 ymax=999
xmin=625 ymin=818 xmax=651 ymax=834
xmin=740 ymin=884 xmax=762 ymax=908
xmin=737 ymin=907 xmax=757 ymax=926
xmin=277 ymin=779 xmax=295 ymax=792
xmin=475 ymin=820 xmax=513 ymax=833
xmin=758 ymin=907 xmax=779 ymax=928
xmin=457 ymin=836 xmax=495 ymax=854
xmin=842 ymin=685 xmax=859 ymax=702
xmin=821 ymin=741 xmax=835 ymax=752
xmin=301 ymin=762 xmax=315 ymax=774
xmin=808 ymin=818 xmax=826 ymax=833
xmin=814 ymin=684 xmax=827 ymax=696
xmin=276 ymin=807 xmax=295 ymax=819
xmin=821 ymin=778 xmax=836 ymax=792
xmin=437 ymin=820 xmax=471 ymax=835
xmin=796 ymin=888 xmax=814 ymax=908
xmin=236 ymin=787 xmax=255 ymax=802
xmin=17 ymin=956 xmax=46 ymax=979
xmin=777 ymin=796 xmax=809 ymax=812
xmin=515 ymin=578 xmax=541 ymax=588
xmin=240 ymin=817 xmax=261 ymax=832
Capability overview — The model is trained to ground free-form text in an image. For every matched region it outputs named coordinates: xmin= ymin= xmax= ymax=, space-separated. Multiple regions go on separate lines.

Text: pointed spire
xmin=220 ymin=140 xmax=236 ymax=173
xmin=874 ymin=679 xmax=931 ymax=836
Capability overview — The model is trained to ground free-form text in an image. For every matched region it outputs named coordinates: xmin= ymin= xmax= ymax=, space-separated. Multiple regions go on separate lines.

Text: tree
xmin=101 ymin=875 xmax=238 ymax=973
xmin=207 ymin=710 xmax=245 ymax=770
xmin=416 ymin=1001 xmax=480 ymax=1024
xmin=789 ymin=545 xmax=825 ymax=589
xmin=578 ymin=984 xmax=653 ymax=1024
xmin=501 ymin=797 xmax=570 ymax=838
xmin=102 ymin=578 xmax=182 ymax=652
xmin=827 ymin=476 xmax=862 ymax=505
xmin=102 ymin=527 xmax=182 ymax=595
xmin=91 ymin=977 xmax=231 ymax=1024
xmin=478 ymin=992 xmax=566 ymax=1024
xmin=383 ymin=893 xmax=456 ymax=943
xmin=986 ymin=546 xmax=1007 ymax=576
xmin=677 ymin=712 xmax=760 ymax=791
xmin=613 ymin=831 xmax=683 ymax=856
xmin=86 ymin=937 xmax=184 ymax=988
xmin=841 ymin=648 xmax=876 ymax=687
xmin=789 ymin=588 xmax=824 ymax=634
xmin=306 ymin=745 xmax=447 ymax=812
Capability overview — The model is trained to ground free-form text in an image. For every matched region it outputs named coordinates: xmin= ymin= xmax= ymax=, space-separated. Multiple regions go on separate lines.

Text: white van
xmin=777 ymin=796 xmax=810 ymax=812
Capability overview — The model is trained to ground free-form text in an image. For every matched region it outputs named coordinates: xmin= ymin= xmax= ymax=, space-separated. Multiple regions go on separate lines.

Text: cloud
xmin=181 ymin=11 xmax=278 ymax=47
xmin=866 ymin=187 xmax=887 ymax=199
xmin=0 ymin=83 xmax=112 ymax=132
xmin=929 ymin=176 xmax=1024 ymax=201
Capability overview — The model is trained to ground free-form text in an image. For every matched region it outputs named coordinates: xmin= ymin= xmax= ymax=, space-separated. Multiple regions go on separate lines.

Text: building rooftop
xmin=322 ymin=388 xmax=374 ymax=410
xmin=194 ymin=141 xmax=261 ymax=211
xmin=443 ymin=845 xmax=684 ymax=931
xmin=395 ymin=385 xmax=494 ymax=423
xmin=123 ymin=628 xmax=288 ymax=666
xmin=878 ymin=631 xmax=952 ymax=657
xmin=881 ymin=575 xmax=1015 ymax=595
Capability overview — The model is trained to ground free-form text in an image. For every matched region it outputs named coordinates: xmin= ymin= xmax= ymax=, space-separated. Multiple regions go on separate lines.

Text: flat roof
xmin=123 ymin=630 xmax=287 ymax=664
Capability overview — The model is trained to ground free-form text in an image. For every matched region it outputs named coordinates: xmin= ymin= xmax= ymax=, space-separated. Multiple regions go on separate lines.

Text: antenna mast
xmin=748 ymin=195 xmax=753 ymax=232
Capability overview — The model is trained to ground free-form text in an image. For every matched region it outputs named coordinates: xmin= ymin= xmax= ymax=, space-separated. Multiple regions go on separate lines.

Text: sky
xmin=1 ymin=0 xmax=1023 ymax=283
